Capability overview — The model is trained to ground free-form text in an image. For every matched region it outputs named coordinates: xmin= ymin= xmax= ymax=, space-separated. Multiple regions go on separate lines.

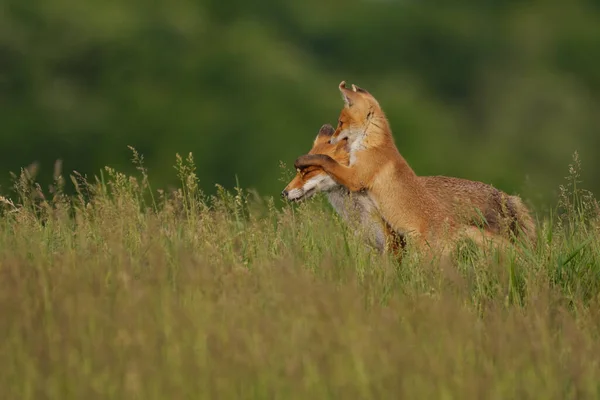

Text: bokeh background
xmin=2 ymin=0 xmax=599 ymax=211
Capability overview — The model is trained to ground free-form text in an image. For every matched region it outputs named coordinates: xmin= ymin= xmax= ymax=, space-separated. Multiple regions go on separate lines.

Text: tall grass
xmin=0 ymin=150 xmax=599 ymax=399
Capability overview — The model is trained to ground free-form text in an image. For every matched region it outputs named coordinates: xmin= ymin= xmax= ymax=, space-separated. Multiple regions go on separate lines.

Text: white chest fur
xmin=347 ymin=130 xmax=366 ymax=166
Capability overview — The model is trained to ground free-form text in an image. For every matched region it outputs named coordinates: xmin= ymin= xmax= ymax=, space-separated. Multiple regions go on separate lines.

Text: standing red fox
xmin=294 ymin=82 xmax=536 ymax=253
xmin=284 ymin=125 xmax=536 ymax=252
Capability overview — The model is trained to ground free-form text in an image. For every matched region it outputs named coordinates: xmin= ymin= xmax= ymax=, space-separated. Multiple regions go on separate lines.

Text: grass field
xmin=1 ymin=150 xmax=599 ymax=399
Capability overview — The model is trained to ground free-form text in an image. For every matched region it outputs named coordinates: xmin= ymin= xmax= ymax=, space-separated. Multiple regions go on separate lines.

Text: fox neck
xmin=365 ymin=113 xmax=397 ymax=147
xmin=356 ymin=114 xmax=416 ymax=176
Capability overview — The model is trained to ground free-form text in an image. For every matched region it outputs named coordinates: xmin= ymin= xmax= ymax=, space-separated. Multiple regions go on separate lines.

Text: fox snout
xmin=282 ymin=187 xmax=306 ymax=202
xmin=329 ymin=132 xmax=348 ymax=145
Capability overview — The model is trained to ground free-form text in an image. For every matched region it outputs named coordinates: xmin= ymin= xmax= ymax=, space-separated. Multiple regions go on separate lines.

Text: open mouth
xmin=288 ymin=187 xmax=317 ymax=203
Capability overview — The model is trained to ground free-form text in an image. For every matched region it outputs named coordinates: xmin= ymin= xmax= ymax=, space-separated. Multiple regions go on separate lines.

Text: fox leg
xmin=294 ymin=154 xmax=366 ymax=192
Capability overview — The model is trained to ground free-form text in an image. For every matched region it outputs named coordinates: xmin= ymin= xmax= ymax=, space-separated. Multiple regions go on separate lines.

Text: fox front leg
xmin=294 ymin=154 xmax=333 ymax=169
xmin=294 ymin=154 xmax=364 ymax=192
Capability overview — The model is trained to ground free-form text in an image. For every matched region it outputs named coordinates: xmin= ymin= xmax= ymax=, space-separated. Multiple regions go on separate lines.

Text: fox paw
xmin=294 ymin=154 xmax=333 ymax=169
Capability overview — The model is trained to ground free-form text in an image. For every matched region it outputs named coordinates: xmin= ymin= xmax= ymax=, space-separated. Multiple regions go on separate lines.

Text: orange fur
xmin=286 ymin=130 xmax=535 ymax=246
xmin=294 ymin=82 xmax=536 ymax=254
xmin=284 ymin=124 xmax=405 ymax=260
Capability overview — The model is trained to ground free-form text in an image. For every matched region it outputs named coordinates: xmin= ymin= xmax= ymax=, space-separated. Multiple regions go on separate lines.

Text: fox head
xmin=282 ymin=124 xmax=349 ymax=202
xmin=330 ymin=81 xmax=386 ymax=145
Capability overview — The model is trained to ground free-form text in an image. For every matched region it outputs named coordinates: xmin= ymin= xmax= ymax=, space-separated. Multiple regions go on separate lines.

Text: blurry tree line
xmin=2 ymin=0 xmax=600 ymax=210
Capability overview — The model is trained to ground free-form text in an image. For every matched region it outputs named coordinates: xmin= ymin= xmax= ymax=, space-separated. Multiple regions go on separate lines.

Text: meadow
xmin=1 ymin=149 xmax=599 ymax=399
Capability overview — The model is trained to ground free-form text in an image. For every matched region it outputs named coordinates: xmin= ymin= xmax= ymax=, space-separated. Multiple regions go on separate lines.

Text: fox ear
xmin=318 ymin=124 xmax=335 ymax=137
xmin=352 ymin=84 xmax=370 ymax=95
xmin=339 ymin=81 xmax=362 ymax=107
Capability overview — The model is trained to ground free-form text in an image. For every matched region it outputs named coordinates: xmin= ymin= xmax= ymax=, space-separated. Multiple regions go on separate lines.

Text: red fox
xmin=294 ymin=82 xmax=536 ymax=254
xmin=285 ymin=122 xmax=536 ymax=257
xmin=283 ymin=124 xmax=405 ymax=257
xmin=284 ymin=124 xmax=536 ymax=252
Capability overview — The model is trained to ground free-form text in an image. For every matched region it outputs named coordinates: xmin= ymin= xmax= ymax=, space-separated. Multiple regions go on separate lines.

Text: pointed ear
xmin=317 ymin=124 xmax=335 ymax=137
xmin=351 ymin=84 xmax=370 ymax=95
xmin=339 ymin=81 xmax=362 ymax=107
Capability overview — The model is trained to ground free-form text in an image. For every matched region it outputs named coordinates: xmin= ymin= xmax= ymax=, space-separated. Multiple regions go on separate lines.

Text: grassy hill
xmin=1 ymin=151 xmax=599 ymax=399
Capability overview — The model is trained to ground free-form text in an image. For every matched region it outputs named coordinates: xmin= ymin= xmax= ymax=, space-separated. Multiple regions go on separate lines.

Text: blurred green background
xmin=2 ymin=0 xmax=599 ymax=210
